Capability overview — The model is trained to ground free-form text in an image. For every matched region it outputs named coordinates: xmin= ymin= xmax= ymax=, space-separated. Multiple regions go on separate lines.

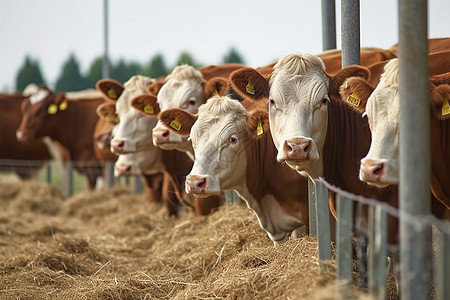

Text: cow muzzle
xmin=114 ymin=163 xmax=138 ymax=176
xmin=152 ymin=128 xmax=171 ymax=145
xmin=16 ymin=130 xmax=31 ymax=142
xmin=185 ymin=174 xmax=219 ymax=198
xmin=359 ymin=159 xmax=396 ymax=188
xmin=278 ymin=137 xmax=316 ymax=163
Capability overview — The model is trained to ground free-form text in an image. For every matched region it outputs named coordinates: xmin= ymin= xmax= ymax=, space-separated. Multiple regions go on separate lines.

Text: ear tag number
xmin=108 ymin=88 xmax=117 ymax=99
xmin=47 ymin=104 xmax=58 ymax=115
xmin=442 ymin=99 xmax=450 ymax=116
xmin=58 ymin=101 xmax=68 ymax=111
xmin=144 ymin=104 xmax=154 ymax=114
xmin=346 ymin=93 xmax=361 ymax=108
xmin=246 ymin=82 xmax=256 ymax=95
xmin=170 ymin=119 xmax=182 ymax=131
xmin=257 ymin=121 xmax=264 ymax=136
xmin=105 ymin=114 xmax=116 ymax=122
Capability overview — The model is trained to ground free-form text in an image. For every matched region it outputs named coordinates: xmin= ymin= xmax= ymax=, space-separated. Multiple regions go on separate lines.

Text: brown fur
xmin=96 ymin=102 xmax=118 ymax=123
xmin=230 ymin=68 xmax=269 ymax=102
xmin=158 ymin=108 xmax=198 ymax=137
xmin=147 ymin=77 xmax=166 ymax=96
xmin=96 ymin=79 xmax=124 ymax=101
xmin=204 ymin=77 xmax=230 ymax=98
xmin=246 ymin=111 xmax=270 ymax=139
xmin=130 ymin=94 xmax=160 ymax=116
xmin=430 ymin=83 xmax=450 ymax=121
xmin=328 ymin=67 xmax=370 ymax=97
xmin=339 ymin=77 xmax=374 ymax=114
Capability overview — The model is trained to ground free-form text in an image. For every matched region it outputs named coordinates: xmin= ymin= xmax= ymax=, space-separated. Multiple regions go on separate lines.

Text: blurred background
xmin=1 ymin=0 xmax=449 ymax=93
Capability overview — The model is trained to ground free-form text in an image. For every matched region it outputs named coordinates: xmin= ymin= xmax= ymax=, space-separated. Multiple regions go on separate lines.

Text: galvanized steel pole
xmin=321 ymin=0 xmax=336 ymax=51
xmin=398 ymin=0 xmax=431 ymax=299
xmin=341 ymin=0 xmax=360 ymax=67
xmin=103 ymin=0 xmax=110 ymax=78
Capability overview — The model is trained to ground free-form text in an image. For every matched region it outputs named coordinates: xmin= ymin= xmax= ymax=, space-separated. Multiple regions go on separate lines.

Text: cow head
xmin=149 ymin=65 xmax=206 ymax=153
xmin=97 ymin=76 xmax=157 ymax=154
xmin=114 ymin=148 xmax=164 ymax=177
xmin=94 ymin=100 xmax=119 ymax=150
xmin=16 ymin=85 xmax=68 ymax=142
xmin=159 ymin=95 xmax=269 ymax=197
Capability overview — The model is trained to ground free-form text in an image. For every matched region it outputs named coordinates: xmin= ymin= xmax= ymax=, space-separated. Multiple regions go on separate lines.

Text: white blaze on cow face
xmin=111 ymin=75 xmax=157 ymax=154
xmin=152 ymin=65 xmax=205 ymax=154
xmin=186 ymin=96 xmax=249 ymax=197
xmin=360 ymin=59 xmax=400 ymax=187
xmin=268 ymin=54 xmax=330 ymax=178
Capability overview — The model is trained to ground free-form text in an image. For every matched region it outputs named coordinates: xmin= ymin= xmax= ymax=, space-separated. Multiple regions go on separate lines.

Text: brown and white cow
xmin=159 ymin=95 xmax=309 ymax=242
xmin=16 ymin=85 xmax=105 ymax=188
xmin=96 ymin=77 xmax=221 ymax=216
xmin=0 ymin=90 xmax=67 ymax=179
xmin=339 ymin=58 xmax=450 ymax=210
xmin=230 ymin=54 xmax=404 ymax=243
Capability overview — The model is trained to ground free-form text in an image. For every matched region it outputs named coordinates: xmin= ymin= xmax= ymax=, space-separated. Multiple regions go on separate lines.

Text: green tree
xmin=175 ymin=51 xmax=198 ymax=67
xmin=55 ymin=54 xmax=89 ymax=92
xmin=142 ymin=54 xmax=168 ymax=78
xmin=223 ymin=48 xmax=245 ymax=64
xmin=111 ymin=59 xmax=142 ymax=84
xmin=85 ymin=56 xmax=112 ymax=88
xmin=15 ymin=56 xmax=46 ymax=92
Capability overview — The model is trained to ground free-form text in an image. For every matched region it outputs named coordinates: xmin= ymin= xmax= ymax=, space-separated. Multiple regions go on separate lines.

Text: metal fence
xmin=309 ymin=177 xmax=450 ymax=299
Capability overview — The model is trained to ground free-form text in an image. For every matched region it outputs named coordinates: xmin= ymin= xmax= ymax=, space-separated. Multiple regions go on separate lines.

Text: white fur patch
xmin=29 ymin=89 xmax=49 ymax=105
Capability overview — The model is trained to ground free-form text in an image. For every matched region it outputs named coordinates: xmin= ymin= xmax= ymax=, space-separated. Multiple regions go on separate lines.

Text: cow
xmin=339 ymin=58 xmax=450 ymax=210
xmin=0 ymin=91 xmax=67 ymax=179
xmin=16 ymin=86 xmax=105 ymax=188
xmin=388 ymin=37 xmax=450 ymax=56
xmin=158 ymin=95 xmax=310 ymax=243
xmin=96 ymin=77 xmax=221 ymax=216
xmin=229 ymin=54 xmax=404 ymax=243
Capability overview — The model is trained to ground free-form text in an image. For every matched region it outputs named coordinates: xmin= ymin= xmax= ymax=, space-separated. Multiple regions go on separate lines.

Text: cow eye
xmin=322 ymin=98 xmax=328 ymax=104
xmin=229 ymin=134 xmax=238 ymax=145
xmin=185 ymin=99 xmax=197 ymax=107
xmin=268 ymin=98 xmax=276 ymax=109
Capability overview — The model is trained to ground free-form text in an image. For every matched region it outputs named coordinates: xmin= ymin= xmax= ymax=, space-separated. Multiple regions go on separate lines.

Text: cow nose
xmin=111 ymin=139 xmax=125 ymax=153
xmin=115 ymin=164 xmax=133 ymax=176
xmin=283 ymin=138 xmax=311 ymax=160
xmin=152 ymin=129 xmax=170 ymax=144
xmin=360 ymin=160 xmax=385 ymax=182
xmin=16 ymin=131 xmax=27 ymax=141
xmin=186 ymin=175 xmax=207 ymax=194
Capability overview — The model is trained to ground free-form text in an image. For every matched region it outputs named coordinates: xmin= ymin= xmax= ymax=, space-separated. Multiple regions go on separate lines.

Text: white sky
xmin=1 ymin=0 xmax=449 ymax=91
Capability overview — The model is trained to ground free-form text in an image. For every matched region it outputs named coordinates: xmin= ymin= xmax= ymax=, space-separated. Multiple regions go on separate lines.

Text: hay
xmin=0 ymin=181 xmax=390 ymax=299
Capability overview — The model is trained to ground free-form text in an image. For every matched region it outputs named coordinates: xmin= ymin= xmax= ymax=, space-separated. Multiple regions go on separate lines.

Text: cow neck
xmin=322 ymin=94 xmax=372 ymax=192
xmin=51 ymin=98 xmax=104 ymax=161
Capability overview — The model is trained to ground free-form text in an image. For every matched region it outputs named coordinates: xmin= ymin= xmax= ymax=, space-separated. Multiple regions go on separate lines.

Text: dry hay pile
xmin=0 ymin=181 xmax=378 ymax=299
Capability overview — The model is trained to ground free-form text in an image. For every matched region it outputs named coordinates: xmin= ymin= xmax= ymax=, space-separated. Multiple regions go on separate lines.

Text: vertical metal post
xmin=103 ymin=0 xmax=110 ymax=78
xmin=435 ymin=230 xmax=450 ymax=300
xmin=336 ymin=194 xmax=353 ymax=283
xmin=104 ymin=161 xmax=115 ymax=188
xmin=308 ymin=178 xmax=317 ymax=237
xmin=45 ymin=164 xmax=52 ymax=184
xmin=398 ymin=0 xmax=431 ymax=299
xmin=341 ymin=0 xmax=360 ymax=67
xmin=368 ymin=206 xmax=387 ymax=299
xmin=321 ymin=0 xmax=337 ymax=51
xmin=315 ymin=181 xmax=332 ymax=268
xmin=66 ymin=161 xmax=73 ymax=197
xmin=134 ymin=175 xmax=143 ymax=194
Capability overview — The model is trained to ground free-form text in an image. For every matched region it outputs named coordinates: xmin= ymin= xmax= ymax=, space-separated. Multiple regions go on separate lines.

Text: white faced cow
xmin=159 ymin=95 xmax=309 ymax=243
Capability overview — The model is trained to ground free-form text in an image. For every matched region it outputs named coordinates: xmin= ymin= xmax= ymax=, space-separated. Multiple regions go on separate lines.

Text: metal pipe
xmin=341 ymin=0 xmax=360 ymax=67
xmin=103 ymin=0 xmax=110 ymax=78
xmin=321 ymin=0 xmax=337 ymax=51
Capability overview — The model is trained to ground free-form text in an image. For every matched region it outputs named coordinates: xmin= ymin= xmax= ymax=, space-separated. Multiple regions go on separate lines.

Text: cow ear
xmin=158 ymin=108 xmax=197 ymax=137
xmin=147 ymin=79 xmax=166 ymax=96
xmin=339 ymin=77 xmax=373 ymax=114
xmin=330 ymin=65 xmax=370 ymax=96
xmin=246 ymin=110 xmax=270 ymax=139
xmin=430 ymin=84 xmax=450 ymax=120
xmin=130 ymin=94 xmax=161 ymax=116
xmin=230 ymin=68 xmax=269 ymax=102
xmin=96 ymin=101 xmax=118 ymax=123
xmin=96 ymin=79 xmax=124 ymax=101
xmin=204 ymin=77 xmax=230 ymax=98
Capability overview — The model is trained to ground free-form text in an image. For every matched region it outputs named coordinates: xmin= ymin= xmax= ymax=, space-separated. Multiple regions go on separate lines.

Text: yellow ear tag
xmin=246 ymin=82 xmax=255 ymax=95
xmin=58 ymin=100 xmax=68 ymax=111
xmin=47 ymin=104 xmax=58 ymax=115
xmin=144 ymin=104 xmax=154 ymax=114
xmin=256 ymin=121 xmax=264 ymax=136
xmin=211 ymin=89 xmax=219 ymax=97
xmin=346 ymin=93 xmax=361 ymax=108
xmin=170 ymin=119 xmax=182 ymax=131
xmin=105 ymin=114 xmax=116 ymax=122
xmin=442 ymin=99 xmax=450 ymax=116
xmin=107 ymin=88 xmax=117 ymax=99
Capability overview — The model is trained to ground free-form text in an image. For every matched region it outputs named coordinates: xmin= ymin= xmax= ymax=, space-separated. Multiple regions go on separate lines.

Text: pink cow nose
xmin=16 ymin=131 xmax=28 ymax=142
xmin=186 ymin=175 xmax=207 ymax=194
xmin=360 ymin=160 xmax=385 ymax=183
xmin=111 ymin=140 xmax=125 ymax=153
xmin=115 ymin=164 xmax=133 ymax=176
xmin=153 ymin=129 xmax=170 ymax=144
xmin=283 ymin=138 xmax=311 ymax=160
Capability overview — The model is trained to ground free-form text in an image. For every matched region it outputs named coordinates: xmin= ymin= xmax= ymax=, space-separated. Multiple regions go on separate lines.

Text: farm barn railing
xmin=309 ymin=178 xmax=450 ymax=300
xmin=0 ymin=159 xmax=143 ymax=197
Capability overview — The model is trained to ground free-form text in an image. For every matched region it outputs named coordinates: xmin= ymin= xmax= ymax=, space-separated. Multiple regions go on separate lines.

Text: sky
xmin=1 ymin=0 xmax=449 ymax=91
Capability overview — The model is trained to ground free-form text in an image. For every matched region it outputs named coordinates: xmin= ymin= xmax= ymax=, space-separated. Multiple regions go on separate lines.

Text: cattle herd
xmin=1 ymin=38 xmax=449 ymax=251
